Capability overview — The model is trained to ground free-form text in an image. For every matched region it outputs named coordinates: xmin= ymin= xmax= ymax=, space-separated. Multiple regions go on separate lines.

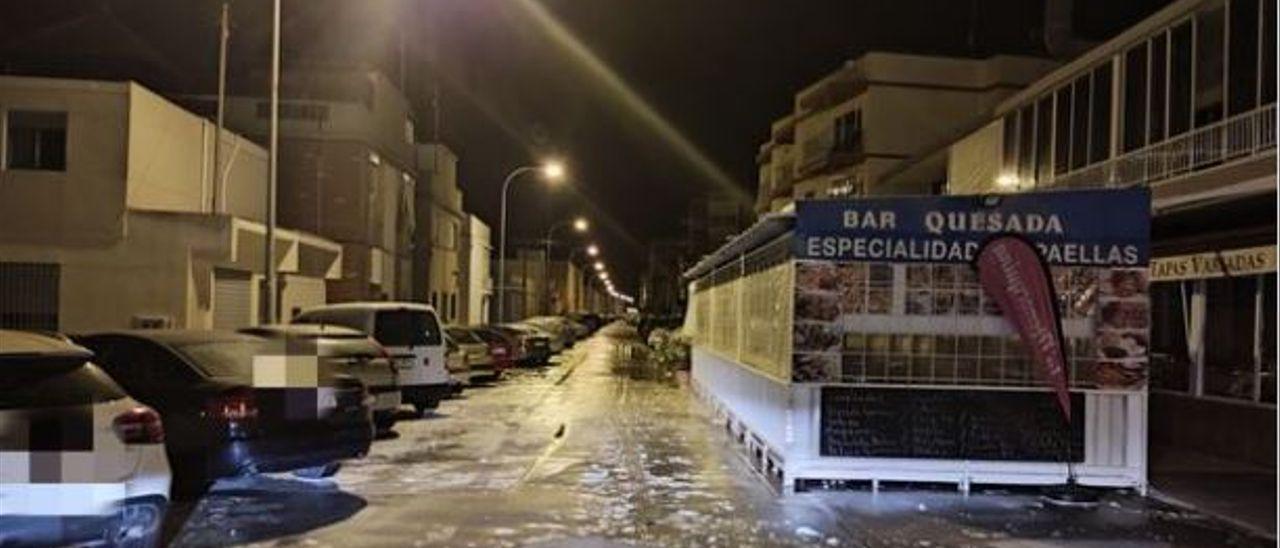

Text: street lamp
xmin=497 ymin=160 xmax=566 ymax=322
xmin=593 ymin=261 xmax=604 ymax=271
xmin=541 ymin=216 xmax=589 ymax=314
xmin=586 ymin=244 xmax=599 ymax=257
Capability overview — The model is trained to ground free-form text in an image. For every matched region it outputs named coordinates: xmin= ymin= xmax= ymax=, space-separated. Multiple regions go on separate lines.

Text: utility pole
xmin=213 ymin=2 xmax=229 ymax=213
xmin=265 ymin=0 xmax=281 ymax=323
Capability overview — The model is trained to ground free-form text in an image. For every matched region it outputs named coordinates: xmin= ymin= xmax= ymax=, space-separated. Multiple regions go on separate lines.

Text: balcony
xmin=1047 ymin=104 xmax=1276 ymax=191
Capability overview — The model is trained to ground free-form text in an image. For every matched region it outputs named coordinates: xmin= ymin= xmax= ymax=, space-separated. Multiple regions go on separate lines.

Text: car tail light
xmin=112 ymin=406 xmax=164 ymax=445
xmin=206 ymin=388 xmax=259 ymax=422
xmin=491 ymin=345 xmax=509 ymax=357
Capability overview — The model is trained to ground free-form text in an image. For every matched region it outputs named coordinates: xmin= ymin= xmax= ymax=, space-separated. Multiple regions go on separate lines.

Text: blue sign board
xmin=793 ymin=188 xmax=1151 ymax=266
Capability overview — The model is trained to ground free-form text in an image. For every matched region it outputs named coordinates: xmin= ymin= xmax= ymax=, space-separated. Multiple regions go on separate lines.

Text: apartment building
xmin=214 ymin=68 xmax=418 ymax=305
xmin=0 ymin=76 xmax=341 ymax=332
xmin=460 ymin=214 xmax=493 ymax=325
xmin=755 ymin=52 xmax=1060 ymax=211
xmin=417 ymin=143 xmax=467 ymax=324
xmin=887 ymin=0 xmax=1277 ymax=470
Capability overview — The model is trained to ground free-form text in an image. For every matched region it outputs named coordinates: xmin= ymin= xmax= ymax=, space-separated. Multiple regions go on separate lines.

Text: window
xmin=5 ymin=110 xmax=67 ymax=171
xmin=1262 ymin=0 xmax=1276 ymax=105
xmin=1169 ymin=21 xmax=1194 ymax=135
xmin=1123 ymin=43 xmax=1149 ymax=152
xmin=1070 ymin=75 xmax=1090 ymax=170
xmin=1053 ymin=87 xmax=1072 ymax=174
xmin=1034 ymin=97 xmax=1053 ymax=184
xmin=1149 ymin=35 xmax=1168 ymax=143
xmin=833 ymin=110 xmax=862 ymax=152
xmin=1089 ymin=63 xmax=1113 ymax=163
xmin=404 ymin=118 xmax=415 ymax=144
xmin=1001 ymin=113 xmax=1018 ymax=175
xmin=1193 ymin=6 xmax=1226 ymax=127
xmin=1227 ymin=0 xmax=1260 ymax=115
xmin=1261 ymin=273 xmax=1276 ymax=403
xmin=1150 ymin=282 xmax=1192 ymax=392
xmin=1203 ymin=275 xmax=1257 ymax=400
xmin=1016 ymin=105 xmax=1034 ymax=181
xmin=256 ymin=101 xmax=330 ymax=122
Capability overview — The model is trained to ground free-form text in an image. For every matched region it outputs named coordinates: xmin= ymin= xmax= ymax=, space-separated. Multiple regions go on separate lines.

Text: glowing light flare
xmin=512 ymin=0 xmax=749 ymax=205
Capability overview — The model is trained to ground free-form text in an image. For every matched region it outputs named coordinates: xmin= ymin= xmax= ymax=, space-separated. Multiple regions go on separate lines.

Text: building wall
xmin=460 ymin=215 xmax=492 ymax=325
xmin=416 ymin=143 xmax=466 ymax=323
xmin=0 ymin=76 xmax=129 ymax=246
xmin=946 ymin=120 xmax=1005 ymax=194
xmin=125 ymin=84 xmax=268 ymax=223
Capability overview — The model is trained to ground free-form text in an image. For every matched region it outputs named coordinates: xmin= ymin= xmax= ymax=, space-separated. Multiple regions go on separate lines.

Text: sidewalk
xmin=1149 ymin=445 xmax=1277 ymax=539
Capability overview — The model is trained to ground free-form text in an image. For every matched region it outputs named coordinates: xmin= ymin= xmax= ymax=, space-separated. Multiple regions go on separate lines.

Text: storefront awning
xmin=682 ymin=211 xmax=794 ymax=280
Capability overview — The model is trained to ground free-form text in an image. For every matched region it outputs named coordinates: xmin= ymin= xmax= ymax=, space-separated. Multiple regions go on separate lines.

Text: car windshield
xmin=173 ymin=340 xmax=274 ymax=379
xmin=446 ymin=328 xmax=480 ymax=344
xmin=375 ymin=309 xmax=442 ymax=347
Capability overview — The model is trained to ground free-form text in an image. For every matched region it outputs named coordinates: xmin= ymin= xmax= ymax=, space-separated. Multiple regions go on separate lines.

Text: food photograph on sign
xmin=791 ymin=189 xmax=1151 ymax=390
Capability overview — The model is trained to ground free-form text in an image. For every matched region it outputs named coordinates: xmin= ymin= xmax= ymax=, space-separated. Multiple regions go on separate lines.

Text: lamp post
xmin=541 ymin=217 xmax=587 ymax=314
xmin=264 ymin=0 xmax=281 ymax=324
xmin=497 ymin=161 xmax=564 ymax=323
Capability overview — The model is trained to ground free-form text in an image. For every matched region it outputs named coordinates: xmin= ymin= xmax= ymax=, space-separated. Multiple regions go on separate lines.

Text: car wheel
xmin=108 ymin=498 xmax=166 ymax=548
xmin=292 ymin=462 xmax=342 ymax=479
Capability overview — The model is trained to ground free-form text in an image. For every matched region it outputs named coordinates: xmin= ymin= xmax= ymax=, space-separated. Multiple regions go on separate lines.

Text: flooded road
xmin=164 ymin=324 xmax=1270 ymax=547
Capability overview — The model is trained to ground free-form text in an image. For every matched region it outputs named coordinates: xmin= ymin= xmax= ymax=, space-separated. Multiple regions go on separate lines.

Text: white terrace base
xmin=691 ymin=348 xmax=1148 ymax=495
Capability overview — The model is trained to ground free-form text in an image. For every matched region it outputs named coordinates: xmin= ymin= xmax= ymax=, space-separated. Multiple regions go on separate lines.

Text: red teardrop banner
xmin=974 ymin=235 xmax=1072 ymax=422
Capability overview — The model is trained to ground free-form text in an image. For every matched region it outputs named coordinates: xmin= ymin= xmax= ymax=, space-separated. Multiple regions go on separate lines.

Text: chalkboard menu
xmin=820 ymin=387 xmax=1084 ymax=461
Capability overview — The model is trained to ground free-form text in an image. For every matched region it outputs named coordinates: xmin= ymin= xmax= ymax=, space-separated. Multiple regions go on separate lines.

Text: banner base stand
xmin=1042 ymin=481 xmax=1102 ymax=509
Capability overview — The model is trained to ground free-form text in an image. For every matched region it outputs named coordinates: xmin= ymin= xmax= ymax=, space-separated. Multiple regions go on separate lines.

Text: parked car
xmin=77 ymin=330 xmax=374 ymax=496
xmin=471 ymin=326 xmax=519 ymax=371
xmin=293 ymin=302 xmax=450 ymax=415
xmin=569 ymin=312 xmax=605 ymax=334
xmin=443 ymin=333 xmax=469 ymax=393
xmin=446 ymin=327 xmax=499 ymax=383
xmin=519 ymin=317 xmax=572 ymax=352
xmin=494 ymin=324 xmax=551 ymax=366
xmin=0 ymin=330 xmax=170 ymax=547
xmin=239 ymin=324 xmax=401 ymax=433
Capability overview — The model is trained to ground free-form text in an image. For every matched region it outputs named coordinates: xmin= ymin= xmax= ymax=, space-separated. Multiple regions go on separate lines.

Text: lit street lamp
xmin=497 ymin=160 xmax=565 ymax=322
xmin=542 ymin=216 xmax=588 ymax=314
xmin=586 ymin=244 xmax=599 ymax=257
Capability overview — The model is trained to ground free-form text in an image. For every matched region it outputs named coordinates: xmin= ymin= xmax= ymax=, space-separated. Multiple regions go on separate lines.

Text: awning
xmin=682 ymin=211 xmax=795 ymax=280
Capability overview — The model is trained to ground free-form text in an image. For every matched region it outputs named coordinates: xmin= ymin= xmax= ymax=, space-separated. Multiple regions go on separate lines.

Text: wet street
xmin=163 ymin=325 xmax=1271 ymax=547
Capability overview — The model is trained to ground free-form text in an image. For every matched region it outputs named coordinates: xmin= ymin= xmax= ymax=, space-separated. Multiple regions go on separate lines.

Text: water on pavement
xmin=165 ymin=324 xmax=1271 ymax=548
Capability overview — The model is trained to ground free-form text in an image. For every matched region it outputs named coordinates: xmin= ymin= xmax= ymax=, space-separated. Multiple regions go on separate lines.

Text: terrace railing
xmin=1048 ymin=103 xmax=1276 ymax=190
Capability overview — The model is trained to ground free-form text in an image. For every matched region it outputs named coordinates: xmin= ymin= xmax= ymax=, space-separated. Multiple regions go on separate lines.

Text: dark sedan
xmin=78 ymin=330 xmax=374 ymax=497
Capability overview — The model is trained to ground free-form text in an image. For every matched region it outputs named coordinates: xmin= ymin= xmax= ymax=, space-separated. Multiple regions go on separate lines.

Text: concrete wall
xmin=125 ymin=84 xmax=268 ymax=223
xmin=460 ymin=215 xmax=492 ymax=325
xmin=0 ymin=212 xmax=232 ymax=332
xmin=0 ymin=77 xmax=130 ymax=246
xmin=947 ymin=120 xmax=1005 ymax=195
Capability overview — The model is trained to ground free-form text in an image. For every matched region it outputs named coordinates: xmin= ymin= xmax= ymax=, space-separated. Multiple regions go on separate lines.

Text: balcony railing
xmin=1047 ymin=103 xmax=1276 ymax=190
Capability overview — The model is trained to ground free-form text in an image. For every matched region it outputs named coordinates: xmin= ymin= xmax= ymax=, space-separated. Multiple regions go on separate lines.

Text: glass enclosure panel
xmin=1193 ymin=5 xmax=1226 ymax=127
xmin=1150 ymin=282 xmax=1191 ymax=392
xmin=1203 ymin=275 xmax=1257 ymax=400
xmin=1089 ymin=63 xmax=1113 ymax=163
xmin=1149 ymin=34 xmax=1169 ymax=143
xmin=1227 ymin=0 xmax=1260 ymax=115
xmin=1123 ymin=43 xmax=1149 ymax=152
xmin=1170 ymin=21 xmax=1194 ymax=135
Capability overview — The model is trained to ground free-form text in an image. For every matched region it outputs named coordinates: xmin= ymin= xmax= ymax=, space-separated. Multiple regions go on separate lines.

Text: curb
xmin=1147 ymin=487 xmax=1277 ymax=541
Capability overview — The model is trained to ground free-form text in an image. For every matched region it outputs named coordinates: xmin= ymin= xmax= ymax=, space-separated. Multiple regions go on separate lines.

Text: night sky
xmin=0 ymin=0 xmax=1170 ymax=291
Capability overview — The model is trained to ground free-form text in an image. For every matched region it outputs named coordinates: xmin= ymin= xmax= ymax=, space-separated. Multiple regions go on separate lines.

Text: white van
xmin=292 ymin=302 xmax=449 ymax=415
